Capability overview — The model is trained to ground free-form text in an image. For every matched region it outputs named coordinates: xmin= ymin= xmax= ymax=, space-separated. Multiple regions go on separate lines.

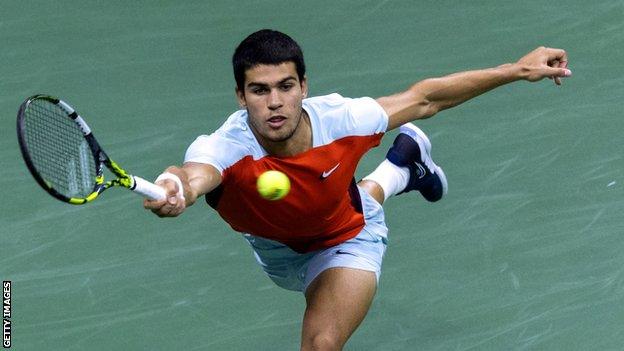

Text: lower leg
xmin=358 ymin=159 xmax=410 ymax=205
xmin=360 ymin=123 xmax=447 ymax=204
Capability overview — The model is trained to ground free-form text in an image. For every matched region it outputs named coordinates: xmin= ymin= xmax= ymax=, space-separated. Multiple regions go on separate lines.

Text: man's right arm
xmin=143 ymin=162 xmax=222 ymax=217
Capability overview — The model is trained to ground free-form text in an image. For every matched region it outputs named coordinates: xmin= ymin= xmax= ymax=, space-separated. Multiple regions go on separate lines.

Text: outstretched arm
xmin=143 ymin=162 xmax=222 ymax=217
xmin=377 ymin=47 xmax=571 ymax=130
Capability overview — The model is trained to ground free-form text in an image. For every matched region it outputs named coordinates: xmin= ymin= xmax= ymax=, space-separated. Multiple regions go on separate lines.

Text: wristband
xmin=155 ymin=172 xmax=185 ymax=200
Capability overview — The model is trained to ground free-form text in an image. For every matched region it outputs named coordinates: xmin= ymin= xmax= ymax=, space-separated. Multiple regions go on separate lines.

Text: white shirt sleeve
xmin=184 ymin=133 xmax=229 ymax=174
xmin=305 ymin=94 xmax=388 ymax=144
xmin=184 ymin=110 xmax=260 ymax=174
xmin=343 ymin=96 xmax=389 ymax=135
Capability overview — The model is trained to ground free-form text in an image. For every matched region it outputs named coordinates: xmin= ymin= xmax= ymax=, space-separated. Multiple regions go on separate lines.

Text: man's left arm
xmin=377 ymin=46 xmax=571 ymax=131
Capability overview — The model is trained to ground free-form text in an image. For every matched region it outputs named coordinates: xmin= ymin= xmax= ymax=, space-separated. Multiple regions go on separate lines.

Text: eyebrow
xmin=247 ymin=76 xmax=297 ymax=89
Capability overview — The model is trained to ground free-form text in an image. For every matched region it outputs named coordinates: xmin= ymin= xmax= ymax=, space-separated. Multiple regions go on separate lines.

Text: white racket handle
xmin=132 ymin=176 xmax=167 ymax=200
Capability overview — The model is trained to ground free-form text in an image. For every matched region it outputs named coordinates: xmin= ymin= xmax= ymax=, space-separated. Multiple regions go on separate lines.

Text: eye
xmin=252 ymin=87 xmax=268 ymax=95
xmin=280 ymin=84 xmax=293 ymax=91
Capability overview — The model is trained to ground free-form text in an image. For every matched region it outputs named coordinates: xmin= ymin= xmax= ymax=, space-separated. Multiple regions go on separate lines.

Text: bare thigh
xmin=300 ymin=267 xmax=377 ymax=351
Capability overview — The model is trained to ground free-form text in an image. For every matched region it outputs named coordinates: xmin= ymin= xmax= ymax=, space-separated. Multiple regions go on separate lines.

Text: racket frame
xmin=17 ymin=94 xmax=165 ymax=204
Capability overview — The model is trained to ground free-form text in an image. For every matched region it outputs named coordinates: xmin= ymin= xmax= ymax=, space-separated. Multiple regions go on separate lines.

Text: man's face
xmin=236 ymin=62 xmax=308 ymax=143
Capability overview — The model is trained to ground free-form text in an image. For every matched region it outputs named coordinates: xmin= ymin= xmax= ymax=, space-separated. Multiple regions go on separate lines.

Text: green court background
xmin=1 ymin=1 xmax=623 ymax=350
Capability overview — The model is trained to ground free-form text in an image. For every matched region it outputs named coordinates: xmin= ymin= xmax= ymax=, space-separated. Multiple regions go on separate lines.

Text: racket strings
xmin=22 ymin=99 xmax=96 ymax=198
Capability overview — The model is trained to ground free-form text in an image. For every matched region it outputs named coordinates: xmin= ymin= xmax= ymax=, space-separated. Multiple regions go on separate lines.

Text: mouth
xmin=267 ymin=115 xmax=287 ymax=129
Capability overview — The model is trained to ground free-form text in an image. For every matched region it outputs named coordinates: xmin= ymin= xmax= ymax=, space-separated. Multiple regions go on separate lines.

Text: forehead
xmin=244 ymin=62 xmax=299 ymax=86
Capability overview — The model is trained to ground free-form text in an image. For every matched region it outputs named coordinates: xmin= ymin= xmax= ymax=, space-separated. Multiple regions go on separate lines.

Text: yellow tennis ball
xmin=257 ymin=170 xmax=290 ymax=201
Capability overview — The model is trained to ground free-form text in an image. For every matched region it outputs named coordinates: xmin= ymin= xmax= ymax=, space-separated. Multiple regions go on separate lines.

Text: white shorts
xmin=243 ymin=186 xmax=388 ymax=292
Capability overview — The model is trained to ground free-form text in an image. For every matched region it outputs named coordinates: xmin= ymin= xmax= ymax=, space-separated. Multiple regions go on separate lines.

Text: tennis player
xmin=144 ymin=30 xmax=570 ymax=350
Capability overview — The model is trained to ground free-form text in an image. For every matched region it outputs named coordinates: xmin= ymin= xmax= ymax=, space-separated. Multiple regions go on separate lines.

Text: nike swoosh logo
xmin=334 ymin=249 xmax=357 ymax=257
xmin=414 ymin=162 xmax=426 ymax=179
xmin=320 ymin=163 xmax=341 ymax=179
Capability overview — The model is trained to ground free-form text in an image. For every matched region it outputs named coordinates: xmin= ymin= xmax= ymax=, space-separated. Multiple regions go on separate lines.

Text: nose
xmin=267 ymin=89 xmax=283 ymax=110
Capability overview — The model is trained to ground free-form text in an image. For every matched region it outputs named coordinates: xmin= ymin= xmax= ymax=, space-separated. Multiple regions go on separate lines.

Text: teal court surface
xmin=1 ymin=1 xmax=623 ymax=350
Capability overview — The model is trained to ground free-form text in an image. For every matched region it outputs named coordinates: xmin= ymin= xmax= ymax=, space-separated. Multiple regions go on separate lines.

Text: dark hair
xmin=232 ymin=29 xmax=306 ymax=91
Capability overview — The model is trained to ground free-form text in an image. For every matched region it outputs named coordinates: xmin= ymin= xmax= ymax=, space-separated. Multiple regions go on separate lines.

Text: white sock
xmin=362 ymin=159 xmax=410 ymax=202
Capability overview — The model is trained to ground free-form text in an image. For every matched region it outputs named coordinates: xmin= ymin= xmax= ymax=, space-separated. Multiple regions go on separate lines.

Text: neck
xmin=258 ymin=110 xmax=312 ymax=157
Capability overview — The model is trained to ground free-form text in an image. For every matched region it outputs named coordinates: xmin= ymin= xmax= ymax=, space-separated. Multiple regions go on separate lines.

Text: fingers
xmin=552 ymin=60 xmax=562 ymax=86
xmin=542 ymin=47 xmax=568 ymax=63
xmin=539 ymin=66 xmax=572 ymax=82
xmin=519 ymin=46 xmax=571 ymax=84
xmin=522 ymin=46 xmax=567 ymax=65
xmin=546 ymin=47 xmax=571 ymax=84
xmin=543 ymin=47 xmax=571 ymax=85
xmin=143 ymin=179 xmax=186 ymax=217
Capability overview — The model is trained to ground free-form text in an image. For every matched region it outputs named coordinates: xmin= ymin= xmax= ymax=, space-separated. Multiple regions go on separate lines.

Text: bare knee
xmin=357 ymin=179 xmax=385 ymax=205
xmin=301 ymin=332 xmax=343 ymax=351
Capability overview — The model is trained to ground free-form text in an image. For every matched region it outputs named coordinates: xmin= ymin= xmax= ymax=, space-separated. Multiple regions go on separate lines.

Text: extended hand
xmin=516 ymin=46 xmax=571 ymax=85
xmin=144 ymin=168 xmax=188 ymax=217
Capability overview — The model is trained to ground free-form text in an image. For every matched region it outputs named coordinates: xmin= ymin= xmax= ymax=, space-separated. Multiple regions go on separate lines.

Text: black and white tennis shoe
xmin=386 ymin=123 xmax=448 ymax=202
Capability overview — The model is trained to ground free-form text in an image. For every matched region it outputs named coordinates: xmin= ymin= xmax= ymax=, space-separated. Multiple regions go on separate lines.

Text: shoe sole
xmin=399 ymin=124 xmax=448 ymax=195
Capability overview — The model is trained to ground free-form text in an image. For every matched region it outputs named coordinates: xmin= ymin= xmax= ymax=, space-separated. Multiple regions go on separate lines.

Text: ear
xmin=235 ymin=87 xmax=246 ymax=108
xmin=300 ymin=75 xmax=308 ymax=98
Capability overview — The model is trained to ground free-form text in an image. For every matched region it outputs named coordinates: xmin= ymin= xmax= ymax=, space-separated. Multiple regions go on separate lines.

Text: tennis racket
xmin=17 ymin=94 xmax=166 ymax=205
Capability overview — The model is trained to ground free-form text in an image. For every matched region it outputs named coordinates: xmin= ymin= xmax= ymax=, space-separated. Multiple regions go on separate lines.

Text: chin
xmin=265 ymin=129 xmax=296 ymax=143
xmin=267 ymin=134 xmax=292 ymax=143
